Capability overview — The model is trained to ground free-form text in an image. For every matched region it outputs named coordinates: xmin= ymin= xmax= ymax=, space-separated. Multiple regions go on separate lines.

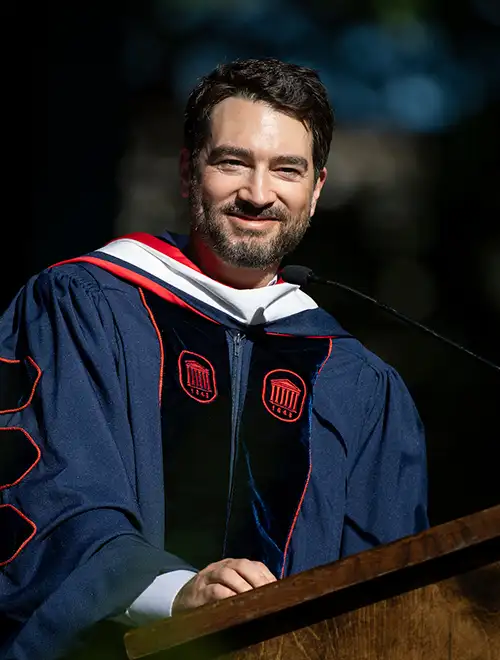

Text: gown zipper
xmin=223 ymin=330 xmax=244 ymax=555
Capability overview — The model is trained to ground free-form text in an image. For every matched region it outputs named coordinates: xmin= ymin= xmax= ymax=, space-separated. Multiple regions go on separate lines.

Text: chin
xmin=230 ymin=223 xmax=279 ymax=239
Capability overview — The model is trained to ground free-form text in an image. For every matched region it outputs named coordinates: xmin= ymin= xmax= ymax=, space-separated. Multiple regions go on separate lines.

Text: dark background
xmin=12 ymin=1 xmax=500 ymax=527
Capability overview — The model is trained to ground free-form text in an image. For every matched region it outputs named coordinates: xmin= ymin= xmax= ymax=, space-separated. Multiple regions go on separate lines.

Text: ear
xmin=310 ymin=168 xmax=327 ymax=217
xmin=179 ymin=148 xmax=191 ymax=199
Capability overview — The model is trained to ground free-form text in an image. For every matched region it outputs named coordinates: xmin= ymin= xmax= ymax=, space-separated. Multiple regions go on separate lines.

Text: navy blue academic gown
xmin=0 ymin=233 xmax=428 ymax=659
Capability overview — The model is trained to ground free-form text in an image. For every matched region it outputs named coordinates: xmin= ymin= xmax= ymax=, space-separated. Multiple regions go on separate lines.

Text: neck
xmin=187 ymin=232 xmax=278 ymax=289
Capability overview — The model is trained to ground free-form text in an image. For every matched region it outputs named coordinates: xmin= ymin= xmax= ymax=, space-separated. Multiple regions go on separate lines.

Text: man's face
xmin=183 ymin=97 xmax=326 ymax=269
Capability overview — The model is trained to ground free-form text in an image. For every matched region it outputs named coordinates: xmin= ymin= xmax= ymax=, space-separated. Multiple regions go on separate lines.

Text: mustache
xmin=220 ymin=202 xmax=289 ymax=222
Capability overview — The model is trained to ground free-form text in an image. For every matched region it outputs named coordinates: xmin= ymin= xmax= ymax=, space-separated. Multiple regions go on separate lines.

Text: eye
xmin=277 ymin=167 xmax=301 ymax=176
xmin=219 ymin=159 xmax=245 ymax=167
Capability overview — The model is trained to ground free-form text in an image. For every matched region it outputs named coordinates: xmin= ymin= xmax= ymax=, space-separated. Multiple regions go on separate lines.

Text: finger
xmin=209 ymin=565 xmax=255 ymax=594
xmin=251 ymin=561 xmax=277 ymax=583
xmin=227 ymin=558 xmax=276 ymax=588
xmin=206 ymin=583 xmax=237 ymax=603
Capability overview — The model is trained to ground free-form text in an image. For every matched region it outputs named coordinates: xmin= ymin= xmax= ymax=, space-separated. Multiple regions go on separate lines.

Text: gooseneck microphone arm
xmin=280 ymin=264 xmax=500 ymax=373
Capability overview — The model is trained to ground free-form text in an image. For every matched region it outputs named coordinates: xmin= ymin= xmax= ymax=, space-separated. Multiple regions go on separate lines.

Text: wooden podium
xmin=124 ymin=505 xmax=500 ymax=660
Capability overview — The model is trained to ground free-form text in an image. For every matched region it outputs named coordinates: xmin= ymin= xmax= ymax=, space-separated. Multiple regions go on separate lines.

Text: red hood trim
xmin=107 ymin=232 xmax=204 ymax=273
xmin=106 ymin=232 xmax=284 ymax=285
xmin=52 ymin=255 xmax=219 ymax=325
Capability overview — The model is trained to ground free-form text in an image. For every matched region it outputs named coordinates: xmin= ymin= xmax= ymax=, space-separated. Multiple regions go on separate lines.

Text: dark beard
xmin=189 ymin=185 xmax=311 ymax=269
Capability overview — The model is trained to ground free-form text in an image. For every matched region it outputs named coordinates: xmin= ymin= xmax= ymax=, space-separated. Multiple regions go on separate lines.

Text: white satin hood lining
xmin=97 ymin=238 xmax=317 ymax=325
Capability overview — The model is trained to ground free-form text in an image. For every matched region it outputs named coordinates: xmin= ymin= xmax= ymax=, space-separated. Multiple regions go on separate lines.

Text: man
xmin=0 ymin=58 xmax=428 ymax=659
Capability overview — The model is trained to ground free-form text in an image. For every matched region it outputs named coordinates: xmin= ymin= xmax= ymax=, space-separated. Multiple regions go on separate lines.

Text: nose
xmin=237 ymin=170 xmax=277 ymax=208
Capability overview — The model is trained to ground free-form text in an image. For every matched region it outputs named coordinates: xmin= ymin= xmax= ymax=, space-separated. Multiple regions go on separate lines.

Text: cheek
xmin=202 ymin=172 xmax=240 ymax=203
xmin=284 ymin=188 xmax=314 ymax=216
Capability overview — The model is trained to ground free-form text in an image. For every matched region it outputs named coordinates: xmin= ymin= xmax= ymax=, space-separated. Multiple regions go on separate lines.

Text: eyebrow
xmin=273 ymin=154 xmax=309 ymax=170
xmin=208 ymin=145 xmax=309 ymax=171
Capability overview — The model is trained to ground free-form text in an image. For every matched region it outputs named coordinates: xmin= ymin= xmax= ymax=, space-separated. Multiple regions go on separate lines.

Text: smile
xmin=226 ymin=213 xmax=279 ymax=224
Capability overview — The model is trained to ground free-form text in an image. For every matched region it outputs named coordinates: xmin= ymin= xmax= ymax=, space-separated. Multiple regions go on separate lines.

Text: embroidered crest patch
xmin=262 ymin=369 xmax=306 ymax=422
xmin=178 ymin=350 xmax=217 ymax=403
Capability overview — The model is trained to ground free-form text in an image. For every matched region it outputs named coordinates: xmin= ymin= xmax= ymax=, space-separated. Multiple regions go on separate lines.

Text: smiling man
xmin=184 ymin=93 xmax=326 ymax=288
xmin=0 ymin=58 xmax=428 ymax=659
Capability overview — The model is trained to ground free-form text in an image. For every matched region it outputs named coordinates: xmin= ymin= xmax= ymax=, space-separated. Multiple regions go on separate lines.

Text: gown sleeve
xmin=0 ymin=268 xmax=193 ymax=660
xmin=340 ymin=362 xmax=429 ymax=557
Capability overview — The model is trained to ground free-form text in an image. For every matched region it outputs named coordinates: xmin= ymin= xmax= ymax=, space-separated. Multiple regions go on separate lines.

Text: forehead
xmin=207 ymin=97 xmax=313 ymax=161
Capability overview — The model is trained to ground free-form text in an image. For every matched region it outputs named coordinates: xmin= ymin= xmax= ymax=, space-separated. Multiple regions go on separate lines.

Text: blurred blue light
xmin=390 ymin=21 xmax=450 ymax=72
xmin=173 ymin=46 xmax=243 ymax=103
xmin=334 ymin=21 xmax=452 ymax=81
xmin=160 ymin=6 xmax=495 ymax=132
xmin=214 ymin=0 xmax=275 ymax=27
xmin=384 ymin=75 xmax=460 ymax=131
xmin=216 ymin=7 xmax=314 ymax=46
xmin=321 ymin=72 xmax=384 ymax=124
xmin=156 ymin=0 xmax=278 ymax=33
xmin=335 ymin=24 xmax=401 ymax=81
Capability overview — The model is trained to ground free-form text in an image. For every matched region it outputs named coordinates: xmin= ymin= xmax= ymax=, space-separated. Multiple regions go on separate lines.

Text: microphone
xmin=281 ymin=264 xmax=500 ymax=373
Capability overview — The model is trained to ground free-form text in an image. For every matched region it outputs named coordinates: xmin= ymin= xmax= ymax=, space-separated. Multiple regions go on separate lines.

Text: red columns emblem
xmin=262 ymin=369 xmax=307 ymax=422
xmin=178 ymin=350 xmax=217 ymax=403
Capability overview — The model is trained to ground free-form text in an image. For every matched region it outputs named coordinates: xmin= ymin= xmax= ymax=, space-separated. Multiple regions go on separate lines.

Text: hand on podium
xmin=172 ymin=558 xmax=276 ymax=614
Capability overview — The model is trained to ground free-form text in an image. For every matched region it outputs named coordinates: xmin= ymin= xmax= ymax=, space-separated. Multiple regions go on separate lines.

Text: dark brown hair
xmin=183 ymin=58 xmax=335 ymax=176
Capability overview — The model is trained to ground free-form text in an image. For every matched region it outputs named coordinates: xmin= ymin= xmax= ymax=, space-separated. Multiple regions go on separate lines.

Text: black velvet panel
xmin=143 ymin=292 xmax=331 ymax=575
xmin=0 ymin=428 xmax=40 ymax=488
xmin=0 ymin=358 xmax=39 ymax=413
xmin=143 ymin=294 xmax=233 ymax=570
xmin=0 ymin=505 xmax=36 ymax=566
xmin=225 ymin=333 xmax=331 ymax=577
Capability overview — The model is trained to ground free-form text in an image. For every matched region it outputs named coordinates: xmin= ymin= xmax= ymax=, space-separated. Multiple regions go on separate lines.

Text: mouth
xmin=226 ymin=213 xmax=279 ymax=226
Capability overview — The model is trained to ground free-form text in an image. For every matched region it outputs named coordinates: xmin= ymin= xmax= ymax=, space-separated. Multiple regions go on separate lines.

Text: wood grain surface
xmin=226 ymin=561 xmax=500 ymax=660
xmin=124 ymin=504 xmax=500 ymax=659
